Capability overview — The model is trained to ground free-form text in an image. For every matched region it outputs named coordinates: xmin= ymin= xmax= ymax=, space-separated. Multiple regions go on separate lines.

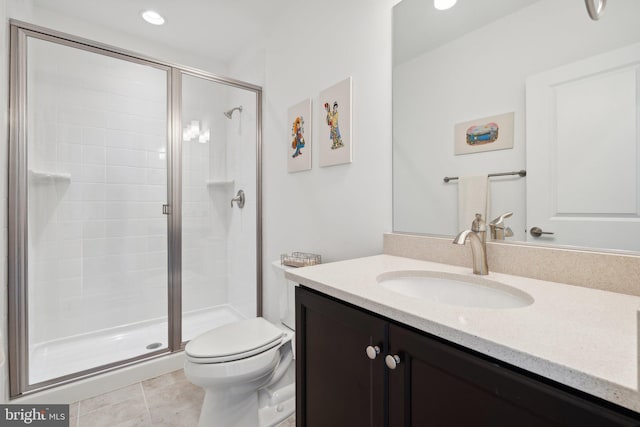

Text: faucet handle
xmin=490 ymin=211 xmax=513 ymax=227
xmin=471 ymin=213 xmax=486 ymax=232
xmin=489 ymin=212 xmax=514 ymax=240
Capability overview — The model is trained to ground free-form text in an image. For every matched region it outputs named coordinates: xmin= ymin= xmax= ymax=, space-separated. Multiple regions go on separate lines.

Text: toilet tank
xmin=271 ymin=260 xmax=298 ymax=330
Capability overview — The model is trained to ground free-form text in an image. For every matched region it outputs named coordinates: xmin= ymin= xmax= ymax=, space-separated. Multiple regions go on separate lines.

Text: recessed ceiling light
xmin=141 ymin=10 xmax=165 ymax=26
xmin=434 ymin=0 xmax=457 ymax=11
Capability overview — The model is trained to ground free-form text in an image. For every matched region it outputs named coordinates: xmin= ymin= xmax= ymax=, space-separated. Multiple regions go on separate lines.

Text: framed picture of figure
xmin=319 ymin=77 xmax=352 ymax=167
xmin=287 ymin=98 xmax=312 ymax=172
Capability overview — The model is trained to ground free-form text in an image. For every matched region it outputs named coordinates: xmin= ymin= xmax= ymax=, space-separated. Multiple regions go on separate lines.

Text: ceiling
xmin=32 ymin=0 xmax=292 ymax=63
xmin=393 ymin=0 xmax=540 ymax=65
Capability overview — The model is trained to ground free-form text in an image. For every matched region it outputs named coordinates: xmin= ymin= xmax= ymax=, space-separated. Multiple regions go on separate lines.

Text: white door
xmin=526 ymin=43 xmax=640 ymax=251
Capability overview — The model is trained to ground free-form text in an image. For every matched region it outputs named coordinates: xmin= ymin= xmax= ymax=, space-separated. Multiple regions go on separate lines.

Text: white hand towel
xmin=457 ymin=175 xmax=490 ymax=230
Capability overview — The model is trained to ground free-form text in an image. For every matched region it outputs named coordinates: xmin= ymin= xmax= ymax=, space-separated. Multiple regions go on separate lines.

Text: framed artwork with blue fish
xmin=287 ymin=98 xmax=312 ymax=172
xmin=454 ymin=112 xmax=514 ymax=155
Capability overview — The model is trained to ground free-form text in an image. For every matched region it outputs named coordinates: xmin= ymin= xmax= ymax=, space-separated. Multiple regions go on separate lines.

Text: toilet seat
xmin=186 ymin=317 xmax=284 ymax=364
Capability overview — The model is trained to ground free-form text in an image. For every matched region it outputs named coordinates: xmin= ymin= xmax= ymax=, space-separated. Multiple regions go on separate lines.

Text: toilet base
xmin=198 ymin=388 xmax=259 ymax=427
xmin=189 ymin=337 xmax=295 ymax=427
xmin=197 ymin=376 xmax=295 ymax=427
xmin=258 ymin=382 xmax=295 ymax=427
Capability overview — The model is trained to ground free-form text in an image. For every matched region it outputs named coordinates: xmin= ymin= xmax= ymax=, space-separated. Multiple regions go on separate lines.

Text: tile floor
xmin=69 ymin=369 xmax=295 ymax=427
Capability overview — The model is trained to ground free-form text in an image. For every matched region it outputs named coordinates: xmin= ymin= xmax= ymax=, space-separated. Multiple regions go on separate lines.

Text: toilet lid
xmin=185 ymin=317 xmax=284 ymax=363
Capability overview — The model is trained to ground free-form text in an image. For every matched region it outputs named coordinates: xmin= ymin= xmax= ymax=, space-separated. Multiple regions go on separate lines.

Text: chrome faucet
xmin=453 ymin=213 xmax=489 ymax=275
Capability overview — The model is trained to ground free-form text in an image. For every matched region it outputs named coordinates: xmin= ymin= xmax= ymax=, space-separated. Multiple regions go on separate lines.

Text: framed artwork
xmin=287 ymin=98 xmax=312 ymax=173
xmin=454 ymin=112 xmax=514 ymax=155
xmin=319 ymin=77 xmax=352 ymax=167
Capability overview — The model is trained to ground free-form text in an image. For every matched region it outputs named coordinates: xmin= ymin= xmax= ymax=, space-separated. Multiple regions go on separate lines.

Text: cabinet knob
xmin=385 ymin=354 xmax=401 ymax=370
xmin=365 ymin=345 xmax=380 ymax=360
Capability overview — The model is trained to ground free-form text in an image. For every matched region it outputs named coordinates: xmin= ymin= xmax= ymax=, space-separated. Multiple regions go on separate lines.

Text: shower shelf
xmin=29 ymin=170 xmax=71 ymax=184
xmin=206 ymin=179 xmax=234 ymax=188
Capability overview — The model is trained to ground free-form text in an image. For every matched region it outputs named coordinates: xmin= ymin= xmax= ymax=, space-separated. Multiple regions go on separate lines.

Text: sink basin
xmin=376 ymin=271 xmax=534 ymax=309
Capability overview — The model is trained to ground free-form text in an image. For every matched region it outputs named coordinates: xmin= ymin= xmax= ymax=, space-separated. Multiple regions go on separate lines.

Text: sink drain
xmin=146 ymin=342 xmax=163 ymax=350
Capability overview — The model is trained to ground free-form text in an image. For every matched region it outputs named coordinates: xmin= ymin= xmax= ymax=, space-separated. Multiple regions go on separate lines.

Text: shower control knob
xmin=385 ymin=354 xmax=401 ymax=370
xmin=365 ymin=345 xmax=380 ymax=360
xmin=230 ymin=190 xmax=245 ymax=209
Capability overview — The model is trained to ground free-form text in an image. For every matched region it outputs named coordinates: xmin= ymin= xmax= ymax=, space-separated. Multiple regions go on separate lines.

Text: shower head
xmin=224 ymin=106 xmax=243 ymax=119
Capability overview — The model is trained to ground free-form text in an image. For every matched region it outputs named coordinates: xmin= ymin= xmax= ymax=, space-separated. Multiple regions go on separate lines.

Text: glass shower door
xmin=180 ymin=72 xmax=259 ymax=342
xmin=9 ymin=22 xmax=263 ymax=397
xmin=24 ymin=36 xmax=170 ymax=385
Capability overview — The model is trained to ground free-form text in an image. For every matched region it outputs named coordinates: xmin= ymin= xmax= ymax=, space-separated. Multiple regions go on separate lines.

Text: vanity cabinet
xmin=296 ymin=286 xmax=640 ymax=427
xmin=295 ymin=285 xmax=386 ymax=427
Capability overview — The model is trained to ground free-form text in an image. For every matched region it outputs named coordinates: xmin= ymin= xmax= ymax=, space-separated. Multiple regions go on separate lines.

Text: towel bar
xmin=443 ymin=169 xmax=526 ymax=183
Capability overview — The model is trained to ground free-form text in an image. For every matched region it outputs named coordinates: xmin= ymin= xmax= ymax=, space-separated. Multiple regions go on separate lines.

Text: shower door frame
xmin=7 ymin=20 xmax=263 ymax=398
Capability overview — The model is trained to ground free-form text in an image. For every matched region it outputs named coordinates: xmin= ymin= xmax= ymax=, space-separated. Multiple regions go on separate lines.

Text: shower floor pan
xmin=29 ymin=305 xmax=244 ymax=385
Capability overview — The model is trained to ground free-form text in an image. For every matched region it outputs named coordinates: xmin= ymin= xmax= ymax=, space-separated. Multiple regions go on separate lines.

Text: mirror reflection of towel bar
xmin=443 ymin=170 xmax=526 ymax=183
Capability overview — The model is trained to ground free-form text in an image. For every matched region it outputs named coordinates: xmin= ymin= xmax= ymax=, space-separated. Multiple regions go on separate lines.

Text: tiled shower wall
xmin=28 ymin=39 xmax=169 ymax=343
xmin=26 ymin=38 xmax=232 ymax=344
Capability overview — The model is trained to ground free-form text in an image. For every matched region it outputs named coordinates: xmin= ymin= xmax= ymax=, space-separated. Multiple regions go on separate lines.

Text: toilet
xmin=184 ymin=261 xmax=297 ymax=427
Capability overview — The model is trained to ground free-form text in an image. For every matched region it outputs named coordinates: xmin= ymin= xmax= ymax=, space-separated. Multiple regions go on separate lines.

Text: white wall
xmin=258 ymin=0 xmax=395 ymax=323
xmin=393 ymin=0 xmax=640 ymax=240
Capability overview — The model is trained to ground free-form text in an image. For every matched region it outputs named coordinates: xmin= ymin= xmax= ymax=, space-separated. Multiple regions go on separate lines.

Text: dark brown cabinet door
xmin=296 ymin=287 xmax=386 ymax=427
xmin=387 ymin=323 xmax=639 ymax=427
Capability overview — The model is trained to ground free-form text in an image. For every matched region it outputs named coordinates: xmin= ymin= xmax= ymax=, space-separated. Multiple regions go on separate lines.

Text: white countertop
xmin=286 ymin=254 xmax=640 ymax=413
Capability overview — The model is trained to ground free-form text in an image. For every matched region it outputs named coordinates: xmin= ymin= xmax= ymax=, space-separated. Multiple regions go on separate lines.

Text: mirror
xmin=393 ymin=0 xmax=640 ymax=253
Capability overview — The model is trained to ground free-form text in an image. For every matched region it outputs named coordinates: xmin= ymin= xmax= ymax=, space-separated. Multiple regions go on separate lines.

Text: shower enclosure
xmin=8 ymin=21 xmax=262 ymax=397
